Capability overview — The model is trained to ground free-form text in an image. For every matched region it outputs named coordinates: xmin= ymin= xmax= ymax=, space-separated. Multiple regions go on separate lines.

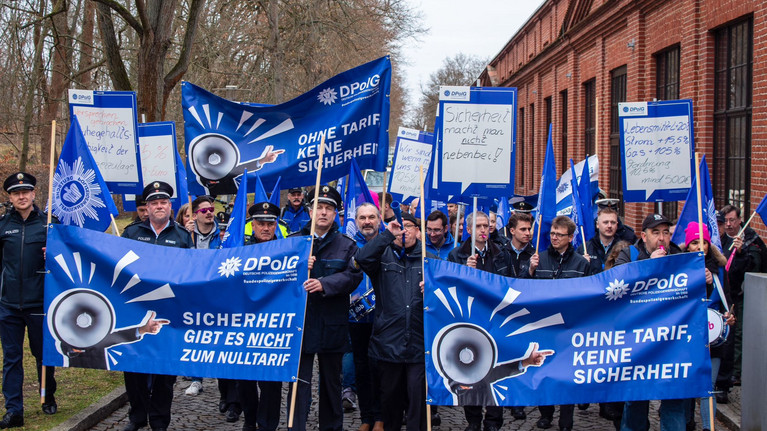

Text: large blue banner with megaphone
xmin=424 ymin=253 xmax=712 ymax=406
xmin=43 ymin=225 xmax=311 ymax=382
xmin=182 ymin=56 xmax=391 ymax=195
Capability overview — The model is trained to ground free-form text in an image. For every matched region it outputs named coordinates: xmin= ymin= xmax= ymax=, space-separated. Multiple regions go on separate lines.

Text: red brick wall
xmin=484 ymin=0 xmax=767 ymax=236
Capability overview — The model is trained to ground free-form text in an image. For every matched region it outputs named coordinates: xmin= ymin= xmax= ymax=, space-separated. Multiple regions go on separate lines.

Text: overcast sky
xmin=399 ymin=0 xmax=544 ymax=107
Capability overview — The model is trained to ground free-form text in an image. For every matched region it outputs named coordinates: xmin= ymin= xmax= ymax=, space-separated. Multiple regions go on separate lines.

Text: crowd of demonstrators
xmin=4 ymin=166 xmax=762 ymax=431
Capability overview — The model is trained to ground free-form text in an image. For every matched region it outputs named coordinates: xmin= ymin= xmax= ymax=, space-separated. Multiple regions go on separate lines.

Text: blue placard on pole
xmin=432 ymin=86 xmax=517 ymax=203
xmin=619 ymin=100 xmax=695 ymax=202
xmin=388 ymin=127 xmax=434 ymax=204
xmin=68 ymin=90 xmax=142 ymax=194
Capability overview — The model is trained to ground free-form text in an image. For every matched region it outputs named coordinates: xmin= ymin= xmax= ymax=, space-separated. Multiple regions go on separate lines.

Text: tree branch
xmin=90 ymin=0 xmax=143 ymax=33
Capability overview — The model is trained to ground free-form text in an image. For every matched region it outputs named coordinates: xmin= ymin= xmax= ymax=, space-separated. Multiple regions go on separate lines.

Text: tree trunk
xmin=41 ymin=0 xmax=73 ymax=162
xmin=21 ymin=1 xmax=49 ymax=171
xmin=77 ymin=0 xmax=96 ymax=88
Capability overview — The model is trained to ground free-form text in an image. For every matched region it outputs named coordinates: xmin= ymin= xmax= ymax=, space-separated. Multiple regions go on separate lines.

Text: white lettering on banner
xmin=621 ymin=112 xmax=692 ymax=199
xmin=440 ymin=103 xmax=513 ymax=193
xmin=72 ymin=106 xmax=139 ymax=183
xmin=182 ymin=311 xmax=296 ymax=328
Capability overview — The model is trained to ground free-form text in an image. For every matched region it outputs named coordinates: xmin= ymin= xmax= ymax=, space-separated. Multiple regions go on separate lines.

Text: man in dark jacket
xmin=528 ymin=216 xmax=590 ymax=431
xmin=356 ymin=212 xmax=431 ymax=431
xmin=507 ymin=212 xmax=536 ymax=279
xmin=595 ymin=197 xmax=636 ymax=244
xmin=121 ymin=181 xmax=193 ymax=431
xmin=585 ymin=207 xmax=620 ymax=274
xmin=287 ymin=186 xmax=362 ymax=431
xmin=447 ymin=211 xmax=511 ymax=431
xmin=425 ymin=211 xmax=455 ymax=260
xmin=0 ymin=172 xmax=58 ymax=428
xmin=614 ymin=213 xmax=686 ymax=431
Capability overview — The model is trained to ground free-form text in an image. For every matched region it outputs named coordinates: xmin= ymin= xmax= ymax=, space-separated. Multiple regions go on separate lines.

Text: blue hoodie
xmin=426 ymin=231 xmax=456 ymax=260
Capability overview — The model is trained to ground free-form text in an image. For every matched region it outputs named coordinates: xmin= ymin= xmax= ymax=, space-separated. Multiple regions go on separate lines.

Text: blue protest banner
xmin=182 ymin=56 xmax=391 ymax=195
xmin=424 ymin=253 xmax=710 ymax=406
xmin=388 ymin=127 xmax=434 ymax=204
xmin=68 ymin=90 xmax=142 ymax=194
xmin=43 ymin=225 xmax=310 ymax=381
xmin=619 ymin=100 xmax=695 ymax=202
xmin=432 ymin=86 xmax=517 ymax=202
xmin=51 ymin=116 xmax=119 ymax=232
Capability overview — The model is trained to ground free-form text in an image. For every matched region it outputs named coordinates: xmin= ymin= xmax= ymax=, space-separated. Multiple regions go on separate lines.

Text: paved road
xmin=88 ymin=372 xmax=731 ymax=430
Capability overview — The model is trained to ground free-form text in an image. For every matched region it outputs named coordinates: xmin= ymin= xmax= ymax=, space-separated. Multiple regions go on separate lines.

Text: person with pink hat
xmin=682 ymin=221 xmax=735 ymax=431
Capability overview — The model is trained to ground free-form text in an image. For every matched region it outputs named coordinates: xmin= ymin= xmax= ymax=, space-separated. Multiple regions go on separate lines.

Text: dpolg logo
xmin=339 ymin=74 xmax=381 ymax=98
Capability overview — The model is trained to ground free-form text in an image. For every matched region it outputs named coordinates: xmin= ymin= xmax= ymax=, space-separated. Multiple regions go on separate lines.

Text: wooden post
xmin=288 ymin=135 xmax=326 ymax=427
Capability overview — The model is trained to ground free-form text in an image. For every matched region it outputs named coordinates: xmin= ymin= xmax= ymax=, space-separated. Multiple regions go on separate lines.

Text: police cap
xmin=142 ymin=181 xmax=174 ymax=202
xmin=248 ymin=201 xmax=280 ymax=222
xmin=309 ymin=185 xmax=342 ymax=209
xmin=4 ymin=172 xmax=36 ymax=193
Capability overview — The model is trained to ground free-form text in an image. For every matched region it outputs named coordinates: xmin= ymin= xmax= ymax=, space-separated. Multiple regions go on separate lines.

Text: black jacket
xmin=121 ymin=218 xmax=194 ymax=248
xmin=447 ymin=236 xmax=511 ymax=277
xmin=531 ymin=244 xmax=590 ymax=279
xmin=0 ymin=206 xmax=56 ymax=309
xmin=291 ymin=223 xmax=362 ymax=354
xmin=722 ymin=227 xmax=763 ymax=299
xmin=509 ymin=242 xmax=536 ymax=278
xmin=355 ymin=230 xmax=431 ymax=363
xmin=615 ymin=219 xmax=637 ymax=244
xmin=584 ymin=235 xmax=618 ymax=274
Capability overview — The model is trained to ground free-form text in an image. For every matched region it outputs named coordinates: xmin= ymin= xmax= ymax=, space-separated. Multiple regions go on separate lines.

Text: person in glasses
xmin=187 ymin=196 xmax=223 ymax=250
xmin=527 ymin=216 xmax=590 ymax=431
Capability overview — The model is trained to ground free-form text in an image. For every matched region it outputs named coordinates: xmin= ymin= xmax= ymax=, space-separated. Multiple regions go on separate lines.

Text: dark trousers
xmin=218 ymin=378 xmax=240 ymax=409
xmin=238 ymin=379 xmax=282 ymax=430
xmin=378 ymin=360 xmax=426 ymax=431
xmin=539 ymin=404 xmax=574 ymax=429
xmin=287 ymin=352 xmax=343 ymax=431
xmin=124 ymin=372 xmax=176 ymax=429
xmin=0 ymin=305 xmax=56 ymax=414
xmin=349 ymin=322 xmax=381 ymax=425
xmin=464 ymin=405 xmax=504 ymax=428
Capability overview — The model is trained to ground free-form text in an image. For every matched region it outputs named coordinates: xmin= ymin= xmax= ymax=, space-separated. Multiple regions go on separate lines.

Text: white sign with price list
xmin=619 ymin=100 xmax=695 ymax=202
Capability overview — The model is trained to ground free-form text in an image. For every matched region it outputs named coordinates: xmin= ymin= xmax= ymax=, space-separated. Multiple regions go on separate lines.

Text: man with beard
xmin=281 ymin=188 xmax=311 ymax=233
xmin=238 ymin=201 xmax=285 ymax=431
xmin=349 ymin=203 xmax=384 ymax=431
xmin=121 ymin=181 xmax=192 ymax=431
xmin=187 ymin=196 xmax=222 ymax=250
xmin=0 ymin=172 xmax=58 ymax=428
xmin=288 ymin=186 xmax=362 ymax=431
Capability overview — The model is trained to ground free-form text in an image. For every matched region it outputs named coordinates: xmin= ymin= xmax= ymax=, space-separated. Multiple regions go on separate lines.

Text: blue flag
xmin=243 ymin=171 xmax=268 ymax=203
xmin=578 ymin=156 xmax=597 ymax=225
xmin=344 ymin=159 xmax=376 ymax=236
xmin=754 ymin=194 xmax=767 ymax=225
xmin=532 ymin=124 xmax=557 ymax=251
xmin=173 ymin=146 xmax=190 ymax=212
xmin=44 ymin=224 xmax=310 ymax=380
xmin=424 ymin=254 xmax=710 ymax=406
xmin=496 ymin=197 xmax=511 ymax=233
xmin=222 ymin=169 xmax=248 ymax=248
xmin=269 ymin=177 xmax=282 ymax=206
xmin=671 ymin=156 xmax=722 ymax=251
xmin=569 ymin=159 xmax=587 ymax=252
xmin=51 ymin=116 xmax=119 ymax=231
xmin=182 ymin=57 xmax=391 ymax=195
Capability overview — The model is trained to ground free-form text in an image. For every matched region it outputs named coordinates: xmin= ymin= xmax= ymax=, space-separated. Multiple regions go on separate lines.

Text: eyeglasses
xmin=425 ymin=228 xmax=444 ymax=234
xmin=402 ymin=224 xmax=418 ymax=230
xmin=549 ymin=231 xmax=571 ymax=238
xmin=195 ymin=207 xmax=215 ymax=214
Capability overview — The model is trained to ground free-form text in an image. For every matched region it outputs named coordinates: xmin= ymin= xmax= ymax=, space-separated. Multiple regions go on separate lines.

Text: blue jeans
xmin=342 ymin=351 xmax=355 ymax=390
xmin=0 ymin=305 xmax=56 ymax=414
xmin=621 ymin=398 xmax=687 ymax=431
xmin=700 ymin=358 xmax=721 ymax=429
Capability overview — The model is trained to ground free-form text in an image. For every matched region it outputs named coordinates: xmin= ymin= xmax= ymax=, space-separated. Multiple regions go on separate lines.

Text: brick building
xmin=480 ymin=0 xmax=766 ymax=232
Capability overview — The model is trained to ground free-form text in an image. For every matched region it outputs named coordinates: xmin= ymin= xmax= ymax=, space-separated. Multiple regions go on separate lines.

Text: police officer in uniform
xmin=287 ymin=185 xmax=362 ymax=431
xmin=0 ymin=172 xmax=58 ymax=429
xmin=239 ymin=201 xmax=284 ymax=431
xmin=121 ymin=181 xmax=192 ymax=431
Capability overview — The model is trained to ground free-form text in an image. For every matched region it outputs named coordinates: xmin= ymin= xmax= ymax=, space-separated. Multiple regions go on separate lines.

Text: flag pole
xmin=471 ymin=196 xmax=478 ymax=255
xmin=580 ymin=225 xmax=587 ymax=255
xmin=110 ymin=214 xmax=121 ymax=236
xmin=42 ymin=120 xmax=57 ymax=406
xmin=288 ymin=135 xmax=326 ymax=428
xmin=188 ymin=195 xmax=195 ymax=246
xmin=381 ymin=169 xmax=388 ymax=216
xmin=729 ymin=211 xmax=758 ymax=250
xmin=535 ymin=214 xmax=543 ymax=251
xmin=693 ymin=152 xmax=715 ymax=431
xmin=454 ymin=204 xmax=461 ymax=249
xmin=419 ymin=165 xmax=432 ymax=431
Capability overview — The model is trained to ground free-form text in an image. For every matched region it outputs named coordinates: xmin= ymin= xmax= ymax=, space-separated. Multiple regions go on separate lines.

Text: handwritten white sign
xmin=621 ymin=114 xmax=692 ymax=200
xmin=71 ymin=103 xmax=140 ymax=184
xmin=440 ymin=103 xmax=513 ymax=193
xmin=138 ymin=134 xmax=177 ymax=198
xmin=390 ymin=132 xmax=432 ymax=202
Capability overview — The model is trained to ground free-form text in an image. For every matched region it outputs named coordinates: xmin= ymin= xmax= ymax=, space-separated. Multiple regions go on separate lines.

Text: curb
xmin=717 ymin=403 xmax=740 ymax=430
xmin=49 ymin=387 xmax=128 ymax=431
